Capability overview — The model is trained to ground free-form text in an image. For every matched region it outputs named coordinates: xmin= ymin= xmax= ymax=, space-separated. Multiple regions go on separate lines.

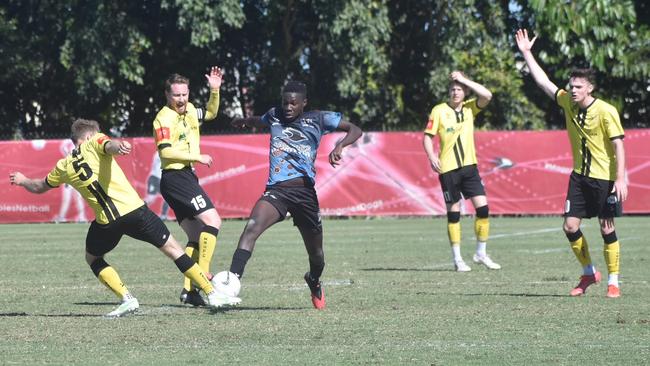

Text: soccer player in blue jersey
xmin=226 ymin=81 xmax=362 ymax=309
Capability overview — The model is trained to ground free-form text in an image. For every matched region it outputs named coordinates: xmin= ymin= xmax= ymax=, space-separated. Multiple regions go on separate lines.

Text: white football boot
xmin=206 ymin=290 xmax=241 ymax=308
xmin=473 ymin=254 xmax=502 ymax=270
xmin=105 ymin=297 xmax=139 ymax=318
xmin=454 ymin=260 xmax=472 ymax=272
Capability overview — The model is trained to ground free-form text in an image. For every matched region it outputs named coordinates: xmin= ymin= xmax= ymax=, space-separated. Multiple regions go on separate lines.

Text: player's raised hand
xmin=450 ymin=71 xmax=468 ymax=84
xmin=329 ymin=144 xmax=344 ymax=167
xmin=515 ymin=29 xmax=537 ymax=53
xmin=198 ymin=154 xmax=213 ymax=167
xmin=205 ymin=66 xmax=224 ymax=91
xmin=9 ymin=171 xmax=26 ymax=186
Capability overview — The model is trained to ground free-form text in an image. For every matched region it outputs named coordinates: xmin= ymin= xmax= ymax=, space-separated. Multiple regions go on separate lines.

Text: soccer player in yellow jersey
xmin=9 ymin=119 xmax=239 ymax=317
xmin=423 ymin=71 xmax=501 ymax=272
xmin=516 ymin=29 xmax=628 ymax=298
xmin=153 ymin=67 xmax=224 ymax=306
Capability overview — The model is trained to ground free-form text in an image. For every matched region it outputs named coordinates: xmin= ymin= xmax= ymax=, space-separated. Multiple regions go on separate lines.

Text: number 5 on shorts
xmin=191 ymin=195 xmax=206 ymax=210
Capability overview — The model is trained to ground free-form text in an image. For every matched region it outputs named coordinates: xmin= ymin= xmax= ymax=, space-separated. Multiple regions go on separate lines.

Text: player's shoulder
xmin=155 ymin=106 xmax=178 ymax=124
xmin=430 ymin=102 xmax=448 ymax=113
xmin=594 ymin=98 xmax=619 ymax=114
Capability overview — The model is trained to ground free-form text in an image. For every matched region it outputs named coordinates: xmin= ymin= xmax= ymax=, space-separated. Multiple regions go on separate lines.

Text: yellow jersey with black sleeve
xmin=153 ymin=91 xmax=220 ymax=170
xmin=424 ymin=98 xmax=482 ymax=173
xmin=45 ymin=133 xmax=144 ymax=224
xmin=555 ymin=89 xmax=624 ymax=181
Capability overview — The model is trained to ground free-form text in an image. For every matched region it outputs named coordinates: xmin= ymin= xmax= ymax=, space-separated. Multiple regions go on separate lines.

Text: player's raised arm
xmin=9 ymin=172 xmax=51 ymax=194
xmin=203 ymin=66 xmax=223 ymax=121
xmin=450 ymin=71 xmax=492 ymax=108
xmin=329 ymin=120 xmax=362 ymax=167
xmin=515 ymin=29 xmax=559 ymax=99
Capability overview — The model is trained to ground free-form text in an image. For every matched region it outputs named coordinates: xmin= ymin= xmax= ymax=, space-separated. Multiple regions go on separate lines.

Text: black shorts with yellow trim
xmin=160 ymin=167 xmax=215 ymax=223
xmin=86 ymin=205 xmax=170 ymax=256
xmin=260 ymin=178 xmax=322 ymax=233
xmin=564 ymin=171 xmax=621 ymax=219
xmin=438 ymin=164 xmax=486 ymax=204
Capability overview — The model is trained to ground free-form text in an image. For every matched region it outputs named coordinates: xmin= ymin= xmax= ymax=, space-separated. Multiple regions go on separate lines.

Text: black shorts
xmin=160 ymin=167 xmax=215 ymax=223
xmin=564 ymin=171 xmax=621 ymax=219
xmin=86 ymin=205 xmax=170 ymax=256
xmin=260 ymin=181 xmax=322 ymax=233
xmin=438 ymin=164 xmax=486 ymax=204
xmin=147 ymin=175 xmax=161 ymax=195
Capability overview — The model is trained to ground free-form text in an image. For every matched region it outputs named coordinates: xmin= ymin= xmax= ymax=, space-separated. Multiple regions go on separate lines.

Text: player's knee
xmin=89 ymin=257 xmax=109 ymax=277
xmin=198 ymin=209 xmax=221 ymax=228
xmin=447 ymin=211 xmax=461 ymax=223
xmin=563 ymin=221 xmax=580 ymax=234
xmin=475 ymin=205 xmax=489 ymax=218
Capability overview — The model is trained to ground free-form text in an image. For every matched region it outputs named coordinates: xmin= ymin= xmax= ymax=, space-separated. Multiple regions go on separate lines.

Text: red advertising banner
xmin=1 ymin=130 xmax=649 ymax=223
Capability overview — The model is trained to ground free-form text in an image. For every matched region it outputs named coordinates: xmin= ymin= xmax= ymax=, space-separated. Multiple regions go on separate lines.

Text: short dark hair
xmin=282 ymin=81 xmax=307 ymax=96
xmin=165 ymin=73 xmax=190 ymax=92
xmin=71 ymin=119 xmax=100 ymax=142
xmin=570 ymin=68 xmax=596 ymax=86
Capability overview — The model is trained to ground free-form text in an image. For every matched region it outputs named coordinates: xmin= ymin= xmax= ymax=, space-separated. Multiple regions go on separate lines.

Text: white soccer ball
xmin=211 ymin=271 xmax=241 ymax=297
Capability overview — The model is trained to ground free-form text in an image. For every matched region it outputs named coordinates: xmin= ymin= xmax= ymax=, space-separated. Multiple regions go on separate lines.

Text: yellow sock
xmin=447 ymin=222 xmax=461 ymax=245
xmin=97 ymin=266 xmax=129 ymax=299
xmin=183 ymin=243 xmax=199 ymax=291
xmin=474 ymin=217 xmax=490 ymax=242
xmin=570 ymin=235 xmax=593 ymax=267
xmin=198 ymin=227 xmax=219 ymax=274
xmin=184 ymin=263 xmax=214 ymax=294
xmin=604 ymin=241 xmax=620 ymax=275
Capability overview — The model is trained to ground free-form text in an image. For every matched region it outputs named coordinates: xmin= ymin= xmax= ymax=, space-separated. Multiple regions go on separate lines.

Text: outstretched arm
xmin=515 ymin=29 xmax=559 ymax=99
xmin=105 ymin=139 xmax=132 ymax=156
xmin=450 ymin=71 xmax=492 ymax=108
xmin=329 ymin=120 xmax=362 ymax=167
xmin=9 ymin=172 xmax=51 ymax=194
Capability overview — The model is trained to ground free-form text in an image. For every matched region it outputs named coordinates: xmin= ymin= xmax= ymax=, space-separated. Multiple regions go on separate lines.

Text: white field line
xmin=490 ymin=227 xmax=562 ymax=239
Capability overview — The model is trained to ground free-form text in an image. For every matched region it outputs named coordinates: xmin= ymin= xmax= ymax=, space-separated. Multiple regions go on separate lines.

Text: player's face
xmin=166 ymin=83 xmax=189 ymax=114
xmin=569 ymin=77 xmax=593 ymax=104
xmin=448 ymin=84 xmax=466 ymax=105
xmin=281 ymin=92 xmax=306 ymax=121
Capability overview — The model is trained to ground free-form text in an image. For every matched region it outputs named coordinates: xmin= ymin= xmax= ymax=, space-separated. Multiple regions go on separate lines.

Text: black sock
xmin=230 ymin=248 xmax=252 ymax=279
xmin=308 ymin=257 xmax=325 ymax=281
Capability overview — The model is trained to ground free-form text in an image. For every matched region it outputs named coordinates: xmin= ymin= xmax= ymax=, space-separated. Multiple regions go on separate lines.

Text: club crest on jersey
xmin=282 ymin=127 xmax=307 ymax=142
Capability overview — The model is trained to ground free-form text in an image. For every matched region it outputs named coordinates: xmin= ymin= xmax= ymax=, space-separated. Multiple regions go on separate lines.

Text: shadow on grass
xmin=209 ymin=306 xmax=306 ymax=314
xmin=0 ymin=312 xmax=100 ymax=317
xmin=361 ymin=267 xmax=452 ymax=272
xmin=463 ymin=292 xmax=568 ymax=298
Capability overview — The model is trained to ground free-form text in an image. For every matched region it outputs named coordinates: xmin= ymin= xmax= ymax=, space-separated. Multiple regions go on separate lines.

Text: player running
xmin=226 ymin=81 xmax=362 ymax=309
xmin=516 ymin=29 xmax=627 ymax=297
xmin=423 ymin=71 xmax=501 ymax=272
xmin=9 ymin=119 xmax=239 ymax=317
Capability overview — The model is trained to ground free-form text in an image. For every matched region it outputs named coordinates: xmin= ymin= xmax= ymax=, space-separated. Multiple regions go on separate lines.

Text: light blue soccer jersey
xmin=261 ymin=108 xmax=341 ymax=186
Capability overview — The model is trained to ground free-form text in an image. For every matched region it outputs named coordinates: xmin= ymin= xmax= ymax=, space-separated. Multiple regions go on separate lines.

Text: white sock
xmin=608 ymin=274 xmax=619 ymax=287
xmin=476 ymin=241 xmax=487 ymax=257
xmin=583 ymin=264 xmax=595 ymax=276
xmin=123 ymin=293 xmax=134 ymax=302
xmin=451 ymin=245 xmax=463 ymax=262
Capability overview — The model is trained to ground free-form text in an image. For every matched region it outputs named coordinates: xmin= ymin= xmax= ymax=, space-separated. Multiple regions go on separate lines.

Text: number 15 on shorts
xmin=191 ymin=195 xmax=206 ymax=210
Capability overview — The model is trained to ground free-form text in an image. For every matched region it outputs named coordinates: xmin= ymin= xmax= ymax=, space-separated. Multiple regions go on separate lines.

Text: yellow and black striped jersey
xmin=424 ymin=98 xmax=482 ymax=173
xmin=555 ymin=89 xmax=624 ymax=181
xmin=45 ymin=133 xmax=144 ymax=224
xmin=153 ymin=91 xmax=220 ymax=170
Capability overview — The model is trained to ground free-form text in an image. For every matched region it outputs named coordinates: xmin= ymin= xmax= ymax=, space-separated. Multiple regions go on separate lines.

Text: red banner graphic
xmin=1 ymin=130 xmax=649 ymax=223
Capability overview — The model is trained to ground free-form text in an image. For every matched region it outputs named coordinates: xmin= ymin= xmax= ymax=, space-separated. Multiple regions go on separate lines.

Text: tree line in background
xmin=1 ymin=0 xmax=648 ymax=139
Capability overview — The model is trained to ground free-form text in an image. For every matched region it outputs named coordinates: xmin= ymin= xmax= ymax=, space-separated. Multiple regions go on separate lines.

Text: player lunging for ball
xmin=516 ymin=29 xmax=627 ymax=297
xmin=423 ymin=71 xmax=501 ymax=272
xmin=10 ymin=119 xmax=239 ymax=317
xmin=227 ymin=81 xmax=362 ymax=309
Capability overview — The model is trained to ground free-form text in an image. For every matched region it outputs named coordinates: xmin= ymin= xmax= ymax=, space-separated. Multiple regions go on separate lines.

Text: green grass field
xmin=1 ymin=216 xmax=648 ymax=365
